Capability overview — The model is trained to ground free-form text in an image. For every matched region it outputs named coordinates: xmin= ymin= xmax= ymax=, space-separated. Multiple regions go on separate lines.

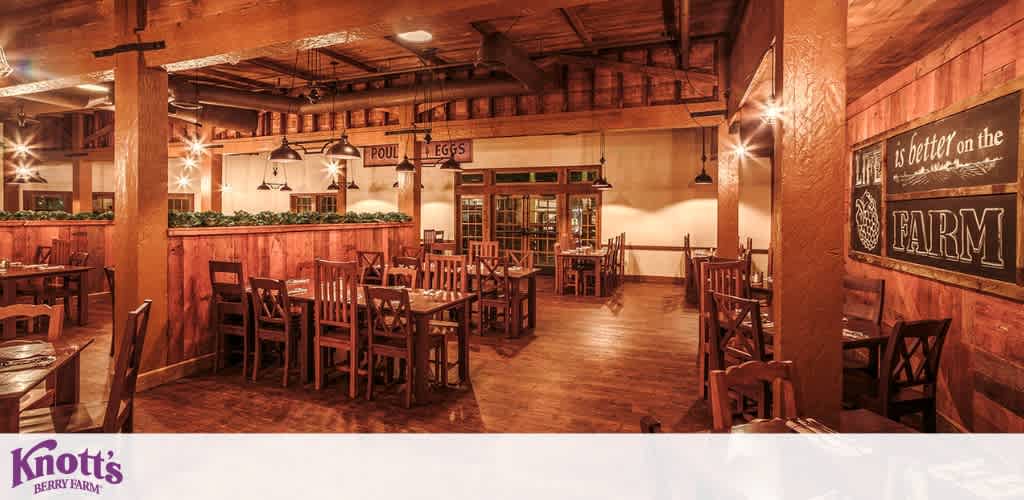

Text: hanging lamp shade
xmin=346 ymin=180 xmax=360 ymax=190
xmin=270 ymin=137 xmax=303 ymax=163
xmin=256 ymin=182 xmax=271 ymax=191
xmin=694 ymin=168 xmax=713 ymax=185
xmin=327 ymin=180 xmax=341 ymax=191
xmin=326 ymin=133 xmax=361 ymax=160
xmin=279 ymin=183 xmax=293 ymax=192
xmin=439 ymin=155 xmax=463 ymax=172
xmin=592 ymin=176 xmax=613 ymax=190
xmin=395 ymin=155 xmax=415 ymax=172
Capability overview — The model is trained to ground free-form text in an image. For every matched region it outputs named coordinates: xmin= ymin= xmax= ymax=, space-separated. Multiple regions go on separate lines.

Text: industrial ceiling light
xmin=346 ymin=180 xmax=360 ymax=190
xmin=396 ymin=155 xmax=415 ymax=173
xmin=270 ymin=137 xmax=303 ymax=163
xmin=761 ymin=98 xmax=782 ymax=126
xmin=256 ymin=182 xmax=271 ymax=191
xmin=326 ymin=132 xmax=361 ymax=160
xmin=327 ymin=179 xmax=341 ymax=191
xmin=397 ymin=30 xmax=433 ymax=43
xmin=694 ymin=127 xmax=713 ymax=185
xmin=591 ymin=131 xmax=613 ymax=191
xmin=280 ymin=183 xmax=293 ymax=192
xmin=439 ymin=154 xmax=463 ymax=172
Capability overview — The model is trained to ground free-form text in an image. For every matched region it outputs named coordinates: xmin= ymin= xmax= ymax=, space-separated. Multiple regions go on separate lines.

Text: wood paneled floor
xmin=70 ymin=279 xmax=711 ymax=432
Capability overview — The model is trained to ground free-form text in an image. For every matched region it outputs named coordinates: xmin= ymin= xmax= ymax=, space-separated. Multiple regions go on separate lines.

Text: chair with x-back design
xmin=250 ymin=277 xmax=302 ymax=387
xmin=709 ymin=291 xmax=772 ymax=420
xmin=846 ymin=318 xmax=951 ymax=432
xmin=357 ymin=251 xmax=385 ymax=286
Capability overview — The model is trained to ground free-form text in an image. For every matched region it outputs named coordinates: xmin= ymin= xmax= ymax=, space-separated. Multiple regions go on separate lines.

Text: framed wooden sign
xmin=419 ymin=139 xmax=473 ymax=162
xmin=886 ymin=92 xmax=1020 ymax=194
xmin=851 ymin=142 xmax=883 ymax=255
xmin=362 ymin=143 xmax=400 ymax=167
xmin=886 ymin=194 xmax=1017 ymax=283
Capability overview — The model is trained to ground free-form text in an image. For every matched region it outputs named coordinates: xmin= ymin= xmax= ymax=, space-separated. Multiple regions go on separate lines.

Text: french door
xmin=493 ymin=194 xmax=559 ymax=269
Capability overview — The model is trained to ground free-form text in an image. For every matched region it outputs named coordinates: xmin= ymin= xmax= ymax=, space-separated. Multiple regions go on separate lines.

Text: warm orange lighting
xmin=762 ymin=100 xmax=782 ymax=125
xmin=397 ymin=30 xmax=433 ymax=43
xmin=324 ymin=161 xmax=342 ymax=177
xmin=184 ymin=137 xmax=207 ymax=157
xmin=220 ymin=183 xmax=233 ymax=193
xmin=14 ymin=164 xmax=32 ymax=178
xmin=175 ymin=175 xmax=192 ymax=189
xmin=733 ymin=144 xmax=749 ymax=158
xmin=12 ymin=143 xmax=31 ymax=157
xmin=182 ymin=156 xmax=198 ymax=170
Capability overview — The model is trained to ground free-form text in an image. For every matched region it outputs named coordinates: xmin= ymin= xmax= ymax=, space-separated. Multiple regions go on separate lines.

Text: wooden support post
xmin=70 ymin=114 xmax=93 ymax=214
xmin=199 ymin=153 xmax=223 ymax=212
xmin=716 ymin=124 xmax=739 ymax=259
xmin=396 ymin=106 xmax=422 ymax=237
xmin=113 ymin=2 xmax=170 ymax=373
xmin=771 ymin=0 xmax=847 ymax=427
xmin=335 ymin=163 xmax=348 ymax=214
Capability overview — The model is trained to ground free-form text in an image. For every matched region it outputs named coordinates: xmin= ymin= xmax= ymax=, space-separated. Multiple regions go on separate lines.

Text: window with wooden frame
xmin=290 ymin=193 xmax=337 ymax=213
xmin=23 ymin=191 xmax=71 ymax=212
xmin=493 ymin=170 xmax=559 ymax=184
xmin=92 ymin=192 xmax=114 ymax=213
xmin=569 ymin=195 xmax=600 ymax=248
xmin=168 ymin=193 xmax=195 ymax=212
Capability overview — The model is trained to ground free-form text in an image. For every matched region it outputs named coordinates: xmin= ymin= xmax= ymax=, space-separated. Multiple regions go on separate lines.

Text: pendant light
xmin=592 ymin=131 xmax=613 ymax=191
xmin=325 ymin=62 xmax=362 ymax=161
xmin=694 ymin=127 xmax=713 ymax=185
xmin=271 ymin=52 xmax=303 ymax=164
xmin=327 ymin=179 xmax=341 ymax=191
xmin=346 ymin=180 xmax=360 ymax=190
xmin=439 ymin=155 xmax=463 ymax=172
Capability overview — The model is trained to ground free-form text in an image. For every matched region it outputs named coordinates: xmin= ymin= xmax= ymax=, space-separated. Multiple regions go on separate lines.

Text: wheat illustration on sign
xmin=855 ymin=191 xmax=880 ymax=251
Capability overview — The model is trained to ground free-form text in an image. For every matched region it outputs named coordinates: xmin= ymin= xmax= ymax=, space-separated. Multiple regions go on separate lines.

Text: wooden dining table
xmin=731 ymin=409 xmax=917 ymax=433
xmin=0 ymin=338 xmax=93 ymax=432
xmin=274 ymin=282 xmax=475 ymax=404
xmin=0 ymin=265 xmax=94 ymax=339
xmin=465 ymin=265 xmax=541 ymax=338
xmin=556 ymin=247 xmax=610 ymax=296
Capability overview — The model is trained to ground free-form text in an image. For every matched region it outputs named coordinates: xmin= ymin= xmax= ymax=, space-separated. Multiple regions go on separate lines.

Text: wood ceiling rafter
xmin=559 ymin=7 xmax=595 ymax=51
xmin=315 ymin=48 xmax=379 ymax=74
xmin=193 ymin=67 xmax=277 ymax=91
xmin=248 ymin=57 xmax=321 ymax=84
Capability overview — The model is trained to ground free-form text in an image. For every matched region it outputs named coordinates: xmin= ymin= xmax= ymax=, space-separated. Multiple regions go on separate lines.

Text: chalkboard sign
xmin=886 ymin=92 xmax=1020 ymax=194
xmin=886 ymin=193 xmax=1018 ymax=283
xmin=851 ymin=142 xmax=883 ymax=255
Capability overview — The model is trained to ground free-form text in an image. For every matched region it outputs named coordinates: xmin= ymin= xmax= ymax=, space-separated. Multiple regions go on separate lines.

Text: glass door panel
xmin=570 ymin=195 xmax=598 ymax=248
xmin=494 ymin=195 xmax=525 ymax=252
xmin=527 ymin=195 xmax=558 ymax=268
xmin=459 ymin=196 xmax=485 ymax=254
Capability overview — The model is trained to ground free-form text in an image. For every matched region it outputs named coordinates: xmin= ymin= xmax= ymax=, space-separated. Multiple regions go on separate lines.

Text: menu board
xmin=886 ymin=193 xmax=1018 ymax=283
xmin=851 ymin=142 xmax=883 ymax=255
xmin=885 ymin=92 xmax=1020 ymax=194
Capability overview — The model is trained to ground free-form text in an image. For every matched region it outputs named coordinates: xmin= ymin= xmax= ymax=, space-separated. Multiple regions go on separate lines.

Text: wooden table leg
xmin=76 ymin=272 xmax=88 ymax=326
xmin=509 ymin=281 xmax=522 ymax=338
xmin=55 ymin=354 xmax=82 ymax=406
xmin=414 ymin=313 xmax=432 ymax=404
xmin=1 ymin=279 xmax=16 ymax=340
xmin=0 ymin=398 xmax=18 ymax=433
xmin=596 ymin=257 xmax=604 ymax=297
xmin=456 ymin=300 xmax=471 ymax=386
xmin=528 ymin=275 xmax=537 ymax=330
xmin=299 ymin=302 xmax=312 ymax=384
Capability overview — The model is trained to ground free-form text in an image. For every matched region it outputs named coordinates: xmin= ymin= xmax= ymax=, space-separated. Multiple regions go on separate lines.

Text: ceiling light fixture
xmin=0 ymin=47 xmax=13 ymax=78
xmin=269 ymin=137 xmax=303 ymax=163
xmin=694 ymin=127 xmax=713 ymax=185
xmin=346 ymin=180 xmax=360 ymax=190
xmin=397 ymin=30 xmax=433 ymax=43
xmin=733 ymin=144 xmax=748 ymax=158
xmin=761 ymin=99 xmax=782 ymax=126
xmin=591 ymin=131 xmax=613 ymax=191
xmin=175 ymin=175 xmax=192 ymax=189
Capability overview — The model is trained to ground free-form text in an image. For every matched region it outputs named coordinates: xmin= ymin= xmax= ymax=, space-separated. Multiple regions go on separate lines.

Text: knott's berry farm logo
xmin=10 ymin=439 xmax=123 ymax=496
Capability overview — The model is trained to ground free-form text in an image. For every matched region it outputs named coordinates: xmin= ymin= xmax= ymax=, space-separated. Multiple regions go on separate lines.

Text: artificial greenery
xmin=0 ymin=209 xmax=411 ymax=227
xmin=167 ymin=210 xmax=412 ymax=228
xmin=0 ymin=210 xmax=114 ymax=221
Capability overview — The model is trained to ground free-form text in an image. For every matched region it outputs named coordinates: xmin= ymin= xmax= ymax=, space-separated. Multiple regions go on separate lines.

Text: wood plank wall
xmin=0 ymin=221 xmax=113 ymax=294
xmin=163 ymin=222 xmax=416 ymax=370
xmin=846 ymin=0 xmax=1024 ymax=432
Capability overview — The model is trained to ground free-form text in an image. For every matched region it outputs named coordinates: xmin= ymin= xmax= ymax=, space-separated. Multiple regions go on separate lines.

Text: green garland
xmin=0 ymin=210 xmax=411 ymax=227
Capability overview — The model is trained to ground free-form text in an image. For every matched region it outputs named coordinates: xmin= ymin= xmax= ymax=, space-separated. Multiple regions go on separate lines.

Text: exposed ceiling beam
xmin=4 ymin=0 xmax=599 ymax=96
xmin=470 ymin=21 xmax=498 ymax=36
xmin=196 ymin=67 xmax=277 ymax=91
xmin=559 ymin=7 xmax=594 ymax=51
xmin=248 ymin=58 xmax=321 ymax=83
xmin=315 ymin=48 xmax=379 ymax=74
xmin=661 ymin=0 xmax=678 ymax=41
xmin=549 ymin=54 xmax=716 ymax=86
xmin=385 ymin=36 xmax=449 ymax=66
xmin=679 ymin=0 xmax=691 ymax=68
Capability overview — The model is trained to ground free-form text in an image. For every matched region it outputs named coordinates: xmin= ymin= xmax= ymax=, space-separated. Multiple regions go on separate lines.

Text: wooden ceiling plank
xmin=195 ymin=67 xmax=276 ymax=91
xmin=679 ymin=0 xmax=691 ymax=68
xmin=560 ymin=7 xmax=594 ymax=50
xmin=248 ymin=57 xmax=320 ymax=83
xmin=385 ymin=36 xmax=449 ymax=66
xmin=316 ymin=48 xmax=379 ymax=74
xmin=553 ymin=54 xmax=716 ymax=86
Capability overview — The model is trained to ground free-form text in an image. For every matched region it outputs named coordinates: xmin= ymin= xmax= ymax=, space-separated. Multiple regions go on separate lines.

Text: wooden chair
xmin=42 ymin=251 xmax=89 ymax=321
xmin=476 ymin=256 xmax=512 ymax=336
xmin=424 ymin=254 xmax=468 ymax=292
xmin=423 ymin=229 xmax=437 ymax=244
xmin=468 ymin=240 xmax=499 ymax=263
xmin=709 ymin=291 xmax=771 ymax=420
xmin=250 ymin=277 xmax=301 ymax=387
xmin=506 ymin=249 xmax=534 ymax=270
xmin=209 ymin=261 xmax=250 ymax=375
xmin=0 ymin=304 xmax=64 ymax=412
xmin=698 ymin=259 xmax=745 ymax=399
xmin=104 ymin=267 xmax=115 ymax=356
xmin=399 ymin=245 xmax=424 ymax=261
xmin=390 ymin=256 xmax=422 ymax=285
xmin=357 ymin=250 xmax=385 ymax=285
xmin=50 ymin=239 xmax=71 ymax=266
xmin=845 ymin=318 xmax=951 ymax=432
xmin=710 ymin=360 xmax=797 ymax=433
xmin=14 ymin=246 xmax=54 ymax=305
xmin=21 ymin=300 xmax=152 ymax=433
xmin=384 ymin=266 xmax=419 ymax=288
xmin=843 ymin=276 xmax=885 ymax=326
xmin=364 ymin=286 xmax=445 ymax=408
xmin=313 ymin=259 xmax=365 ymax=397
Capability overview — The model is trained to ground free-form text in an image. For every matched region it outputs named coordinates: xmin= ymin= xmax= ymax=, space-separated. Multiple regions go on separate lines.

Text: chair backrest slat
xmin=469 ymin=240 xmax=499 ymax=263
xmin=0 ymin=304 xmax=63 ymax=340
xmin=709 ymin=292 xmax=766 ymax=369
xmin=384 ymin=266 xmax=419 ymax=288
xmin=881 ymin=319 xmax=951 ymax=401
xmin=314 ymin=259 xmax=358 ymax=331
xmin=50 ymin=239 xmax=71 ymax=266
xmin=709 ymin=360 xmax=797 ymax=433
xmin=209 ymin=260 xmax=245 ymax=303
xmin=357 ymin=251 xmax=385 ymax=284
xmin=104 ymin=300 xmax=152 ymax=433
xmin=364 ymin=286 xmax=412 ymax=343
xmin=249 ymin=277 xmax=291 ymax=325
xmin=842 ymin=276 xmax=885 ymax=325
xmin=478 ymin=256 xmax=509 ymax=295
xmin=424 ymin=254 xmax=467 ymax=292
xmin=33 ymin=246 xmax=52 ymax=265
